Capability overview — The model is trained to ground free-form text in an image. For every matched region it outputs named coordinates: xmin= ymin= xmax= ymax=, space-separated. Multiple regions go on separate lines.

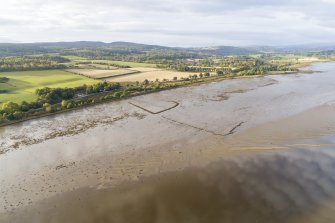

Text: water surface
xmin=2 ymin=63 xmax=335 ymax=222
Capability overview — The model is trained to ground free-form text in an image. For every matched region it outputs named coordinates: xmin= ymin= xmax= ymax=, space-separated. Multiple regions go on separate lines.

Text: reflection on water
xmin=4 ymin=147 xmax=335 ymax=223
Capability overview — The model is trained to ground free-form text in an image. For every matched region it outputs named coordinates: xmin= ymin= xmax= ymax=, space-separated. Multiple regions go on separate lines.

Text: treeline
xmin=0 ymin=44 xmax=53 ymax=56
xmin=233 ymin=59 xmax=298 ymax=76
xmin=0 ymin=82 xmax=122 ymax=122
xmin=0 ymin=56 xmax=69 ymax=72
xmin=78 ymin=61 xmax=131 ymax=69
xmin=61 ymin=49 xmax=206 ymax=63
xmin=156 ymin=57 xmax=298 ymax=75
xmin=35 ymin=82 xmax=122 ymax=104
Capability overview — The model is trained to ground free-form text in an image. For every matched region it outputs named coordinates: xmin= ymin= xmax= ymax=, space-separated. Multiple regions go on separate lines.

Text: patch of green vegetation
xmin=0 ymin=70 xmax=99 ymax=104
xmin=61 ymin=55 xmax=88 ymax=61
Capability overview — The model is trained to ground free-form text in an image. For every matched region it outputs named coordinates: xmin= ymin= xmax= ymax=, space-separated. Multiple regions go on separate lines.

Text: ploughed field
xmin=107 ymin=70 xmax=198 ymax=82
xmin=67 ymin=66 xmax=198 ymax=82
xmin=64 ymin=57 xmax=200 ymax=82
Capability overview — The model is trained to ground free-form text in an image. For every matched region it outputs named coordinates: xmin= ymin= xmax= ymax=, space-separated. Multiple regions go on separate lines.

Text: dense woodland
xmin=156 ymin=57 xmax=298 ymax=74
xmin=0 ymin=56 xmax=69 ymax=71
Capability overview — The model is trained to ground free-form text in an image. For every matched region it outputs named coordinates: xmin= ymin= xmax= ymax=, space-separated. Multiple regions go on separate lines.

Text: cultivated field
xmin=67 ymin=69 xmax=139 ymax=79
xmin=128 ymin=67 xmax=162 ymax=72
xmin=106 ymin=70 xmax=197 ymax=82
xmin=0 ymin=70 xmax=99 ymax=104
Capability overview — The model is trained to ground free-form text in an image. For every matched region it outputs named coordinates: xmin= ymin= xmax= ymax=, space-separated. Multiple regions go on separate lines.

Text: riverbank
xmin=0 ymin=65 xmax=312 ymax=128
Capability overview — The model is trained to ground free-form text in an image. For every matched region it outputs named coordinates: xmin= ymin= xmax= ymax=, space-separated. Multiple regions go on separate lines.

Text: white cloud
xmin=323 ymin=0 xmax=335 ymax=3
xmin=0 ymin=0 xmax=334 ymax=46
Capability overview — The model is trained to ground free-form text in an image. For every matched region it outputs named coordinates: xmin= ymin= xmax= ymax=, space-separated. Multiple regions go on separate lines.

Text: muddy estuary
xmin=2 ymin=63 xmax=335 ymax=222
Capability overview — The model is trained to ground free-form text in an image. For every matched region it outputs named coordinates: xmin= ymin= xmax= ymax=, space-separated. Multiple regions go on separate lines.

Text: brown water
xmin=4 ymin=147 xmax=335 ymax=223
xmin=2 ymin=62 xmax=335 ymax=222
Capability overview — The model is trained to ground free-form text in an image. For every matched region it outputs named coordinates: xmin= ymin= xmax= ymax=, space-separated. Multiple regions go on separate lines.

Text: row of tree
xmin=0 ymin=82 xmax=123 ymax=122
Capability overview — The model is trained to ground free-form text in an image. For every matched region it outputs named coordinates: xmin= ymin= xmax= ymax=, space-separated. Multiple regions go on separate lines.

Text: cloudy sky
xmin=0 ymin=0 xmax=335 ymax=46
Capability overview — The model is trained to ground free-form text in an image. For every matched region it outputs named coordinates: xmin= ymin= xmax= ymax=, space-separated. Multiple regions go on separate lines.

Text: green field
xmin=0 ymin=70 xmax=99 ymax=104
xmin=62 ymin=55 xmax=88 ymax=61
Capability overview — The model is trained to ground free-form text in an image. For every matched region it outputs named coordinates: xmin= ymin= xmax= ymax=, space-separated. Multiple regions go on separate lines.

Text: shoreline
xmin=0 ymin=63 xmax=318 ymax=128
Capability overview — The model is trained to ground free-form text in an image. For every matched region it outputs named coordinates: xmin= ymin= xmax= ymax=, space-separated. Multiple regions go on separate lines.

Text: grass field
xmin=62 ymin=55 xmax=88 ymax=61
xmin=0 ymin=70 xmax=99 ymax=104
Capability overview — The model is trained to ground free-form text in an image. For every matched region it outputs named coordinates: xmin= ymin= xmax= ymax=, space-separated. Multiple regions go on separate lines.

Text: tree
xmin=114 ymin=92 xmax=122 ymax=98
xmin=43 ymin=103 xmax=52 ymax=112
xmin=66 ymin=102 xmax=73 ymax=109
xmin=143 ymin=79 xmax=149 ymax=85
xmin=13 ymin=111 xmax=23 ymax=120
xmin=1 ymin=102 xmax=19 ymax=114
xmin=61 ymin=100 xmax=68 ymax=108
xmin=20 ymin=101 xmax=30 ymax=112
xmin=216 ymin=70 xmax=224 ymax=76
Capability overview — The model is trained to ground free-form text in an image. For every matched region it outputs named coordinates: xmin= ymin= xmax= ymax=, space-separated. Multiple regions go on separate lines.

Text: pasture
xmin=0 ymin=70 xmax=99 ymax=104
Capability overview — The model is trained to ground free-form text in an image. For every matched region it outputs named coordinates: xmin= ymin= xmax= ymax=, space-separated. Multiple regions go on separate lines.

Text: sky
xmin=0 ymin=0 xmax=335 ymax=47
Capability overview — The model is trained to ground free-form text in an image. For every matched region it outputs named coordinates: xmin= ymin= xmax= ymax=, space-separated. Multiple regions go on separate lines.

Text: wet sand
xmin=2 ymin=62 xmax=335 ymax=222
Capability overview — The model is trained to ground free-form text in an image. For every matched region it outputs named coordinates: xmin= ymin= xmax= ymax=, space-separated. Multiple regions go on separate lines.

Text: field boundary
xmin=66 ymin=69 xmax=141 ymax=80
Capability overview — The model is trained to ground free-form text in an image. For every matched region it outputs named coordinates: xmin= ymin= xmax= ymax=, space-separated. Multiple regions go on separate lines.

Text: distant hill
xmin=108 ymin=42 xmax=173 ymax=50
xmin=195 ymin=46 xmax=259 ymax=56
xmin=275 ymin=43 xmax=335 ymax=52
xmin=0 ymin=41 xmax=259 ymax=56
xmin=0 ymin=41 xmax=335 ymax=57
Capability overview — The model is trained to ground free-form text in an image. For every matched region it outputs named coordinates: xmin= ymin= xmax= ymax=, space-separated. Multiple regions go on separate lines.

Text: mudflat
xmin=2 ymin=63 xmax=335 ymax=222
